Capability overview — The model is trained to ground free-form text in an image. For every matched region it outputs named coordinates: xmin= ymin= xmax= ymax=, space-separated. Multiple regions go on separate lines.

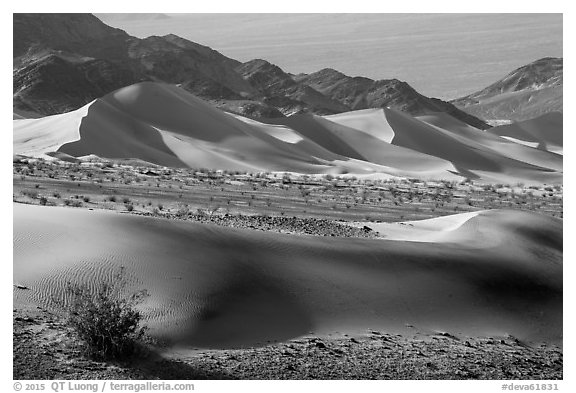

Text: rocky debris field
xmin=13 ymin=308 xmax=562 ymax=380
xmin=136 ymin=210 xmax=380 ymax=239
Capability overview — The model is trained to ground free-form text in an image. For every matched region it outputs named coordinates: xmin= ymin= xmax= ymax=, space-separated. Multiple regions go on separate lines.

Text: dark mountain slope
xmin=13 ymin=53 xmax=142 ymax=115
xmin=235 ymin=59 xmax=349 ymax=115
xmin=297 ymin=68 xmax=489 ymax=129
xmin=451 ymin=57 xmax=563 ymax=122
xmin=13 ymin=13 xmax=255 ymax=116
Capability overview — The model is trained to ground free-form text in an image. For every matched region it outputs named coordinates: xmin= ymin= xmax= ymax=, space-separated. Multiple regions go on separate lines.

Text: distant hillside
xmin=452 ymin=58 xmax=562 ymax=122
xmin=13 ymin=13 xmax=487 ymax=129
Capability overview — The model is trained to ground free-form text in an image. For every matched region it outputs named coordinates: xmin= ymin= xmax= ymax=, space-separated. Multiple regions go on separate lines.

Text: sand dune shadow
xmin=175 ymin=264 xmax=313 ymax=349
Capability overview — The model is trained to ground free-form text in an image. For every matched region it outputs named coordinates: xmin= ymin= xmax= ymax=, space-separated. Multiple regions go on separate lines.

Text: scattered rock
xmin=13 ymin=308 xmax=563 ymax=380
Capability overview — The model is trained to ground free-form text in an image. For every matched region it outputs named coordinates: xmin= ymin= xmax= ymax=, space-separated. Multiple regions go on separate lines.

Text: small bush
xmin=63 ymin=268 xmax=148 ymax=360
xmin=21 ymin=190 xmax=38 ymax=199
xmin=175 ymin=204 xmax=189 ymax=217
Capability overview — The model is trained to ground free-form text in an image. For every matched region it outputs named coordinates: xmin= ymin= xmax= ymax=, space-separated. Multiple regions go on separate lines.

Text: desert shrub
xmin=21 ymin=190 xmax=38 ymax=199
xmin=125 ymin=203 xmax=134 ymax=212
xmin=39 ymin=196 xmax=48 ymax=206
xmin=63 ymin=268 xmax=148 ymax=360
xmin=175 ymin=204 xmax=189 ymax=217
xmin=108 ymin=195 xmax=117 ymax=202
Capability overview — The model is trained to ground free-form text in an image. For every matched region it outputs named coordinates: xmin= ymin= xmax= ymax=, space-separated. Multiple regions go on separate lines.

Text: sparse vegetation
xmin=12 ymin=158 xmax=563 ymax=225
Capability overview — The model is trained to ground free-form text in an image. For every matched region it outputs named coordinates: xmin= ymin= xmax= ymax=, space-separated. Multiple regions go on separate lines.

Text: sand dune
xmin=383 ymin=108 xmax=562 ymax=183
xmin=487 ymin=112 xmax=563 ymax=155
xmin=324 ymin=108 xmax=395 ymax=143
xmin=13 ymin=204 xmax=562 ymax=348
xmin=13 ymin=104 xmax=89 ymax=158
xmin=417 ymin=112 xmax=562 ymax=171
xmin=352 ymin=211 xmax=482 ymax=243
xmin=13 ymin=82 xmax=562 ymax=183
xmin=273 ymin=114 xmax=459 ymax=174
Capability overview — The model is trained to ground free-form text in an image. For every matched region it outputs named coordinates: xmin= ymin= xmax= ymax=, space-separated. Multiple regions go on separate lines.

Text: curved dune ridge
xmin=13 ymin=81 xmax=562 ymax=183
xmin=352 ymin=211 xmax=483 ymax=243
xmin=13 ymin=203 xmax=562 ymax=348
xmin=416 ymin=112 xmax=562 ymax=172
xmin=486 ymin=112 xmax=563 ymax=155
xmin=13 ymin=103 xmax=90 ymax=157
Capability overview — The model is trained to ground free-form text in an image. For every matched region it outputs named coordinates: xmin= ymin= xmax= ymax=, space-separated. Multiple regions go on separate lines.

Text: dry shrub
xmin=63 ymin=268 xmax=148 ymax=360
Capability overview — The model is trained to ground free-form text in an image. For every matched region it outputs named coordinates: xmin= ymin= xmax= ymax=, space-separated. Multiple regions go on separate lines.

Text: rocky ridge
xmin=451 ymin=57 xmax=562 ymax=122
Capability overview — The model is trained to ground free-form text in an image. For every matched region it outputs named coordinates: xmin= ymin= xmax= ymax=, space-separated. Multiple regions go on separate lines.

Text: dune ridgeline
xmin=14 ymin=82 xmax=562 ymax=185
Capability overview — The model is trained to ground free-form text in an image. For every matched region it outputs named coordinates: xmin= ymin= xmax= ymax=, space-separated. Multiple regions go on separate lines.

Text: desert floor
xmin=13 ymin=159 xmax=563 ymax=379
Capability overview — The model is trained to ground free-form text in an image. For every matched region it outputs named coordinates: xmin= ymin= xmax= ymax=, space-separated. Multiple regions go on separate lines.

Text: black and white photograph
xmin=9 ymin=3 xmax=568 ymax=389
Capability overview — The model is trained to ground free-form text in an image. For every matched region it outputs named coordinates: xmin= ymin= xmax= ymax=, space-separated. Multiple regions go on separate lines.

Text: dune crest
xmin=13 ymin=103 xmax=90 ymax=157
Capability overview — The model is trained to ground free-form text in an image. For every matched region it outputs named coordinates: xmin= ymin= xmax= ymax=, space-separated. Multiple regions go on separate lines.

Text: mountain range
xmin=13 ymin=14 xmax=563 ymax=125
xmin=11 ymin=13 xmax=495 ymax=128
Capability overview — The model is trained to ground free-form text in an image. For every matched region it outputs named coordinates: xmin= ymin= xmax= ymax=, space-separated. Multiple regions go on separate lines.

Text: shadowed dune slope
xmin=383 ymin=108 xmax=561 ymax=182
xmin=14 ymin=204 xmax=562 ymax=349
xmin=15 ymin=83 xmax=351 ymax=173
xmin=273 ymin=114 xmax=456 ymax=173
xmin=417 ymin=112 xmax=562 ymax=172
xmin=487 ymin=112 xmax=563 ymax=155
xmin=13 ymin=82 xmax=562 ymax=183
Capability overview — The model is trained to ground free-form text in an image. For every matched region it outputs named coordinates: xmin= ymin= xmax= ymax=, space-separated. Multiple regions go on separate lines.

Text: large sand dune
xmin=13 ymin=82 xmax=562 ymax=183
xmin=13 ymin=204 xmax=562 ymax=349
xmin=486 ymin=112 xmax=563 ymax=155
